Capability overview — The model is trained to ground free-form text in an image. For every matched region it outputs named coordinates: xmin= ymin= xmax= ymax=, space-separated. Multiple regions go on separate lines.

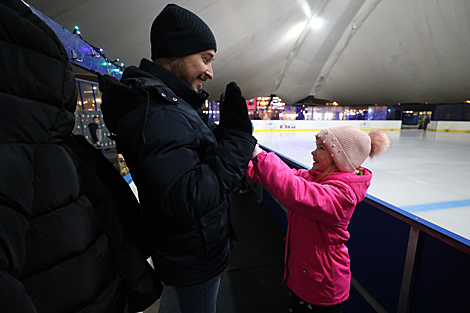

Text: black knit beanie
xmin=150 ymin=4 xmax=217 ymax=59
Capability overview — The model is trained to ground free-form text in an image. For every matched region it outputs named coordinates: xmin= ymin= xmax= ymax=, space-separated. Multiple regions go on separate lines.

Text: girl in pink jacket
xmin=246 ymin=126 xmax=390 ymax=313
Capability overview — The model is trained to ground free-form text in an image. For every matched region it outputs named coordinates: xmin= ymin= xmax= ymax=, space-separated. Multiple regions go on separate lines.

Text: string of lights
xmin=72 ymin=25 xmax=125 ymax=74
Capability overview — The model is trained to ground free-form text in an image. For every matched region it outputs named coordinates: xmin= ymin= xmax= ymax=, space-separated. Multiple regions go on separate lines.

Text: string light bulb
xmin=69 ymin=27 xmax=125 ymax=76
xmin=72 ymin=25 xmax=82 ymax=39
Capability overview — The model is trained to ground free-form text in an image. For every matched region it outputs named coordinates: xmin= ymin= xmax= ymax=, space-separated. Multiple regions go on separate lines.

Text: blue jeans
xmin=173 ymin=275 xmax=221 ymax=313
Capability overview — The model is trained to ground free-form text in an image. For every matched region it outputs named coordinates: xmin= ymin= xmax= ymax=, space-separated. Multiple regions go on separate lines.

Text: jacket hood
xmin=0 ymin=0 xmax=77 ymax=144
xmin=98 ymin=68 xmax=155 ymax=134
xmin=99 ymin=61 xmax=209 ymax=135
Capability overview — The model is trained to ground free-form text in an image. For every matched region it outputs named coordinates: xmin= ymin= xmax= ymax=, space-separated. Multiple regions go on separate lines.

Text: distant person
xmin=423 ymin=116 xmax=430 ymax=131
xmin=0 ymin=1 xmax=161 ymax=312
xmin=98 ymin=3 xmax=256 ymax=313
xmin=89 ymin=116 xmax=103 ymax=147
xmin=246 ymin=126 xmax=390 ymax=313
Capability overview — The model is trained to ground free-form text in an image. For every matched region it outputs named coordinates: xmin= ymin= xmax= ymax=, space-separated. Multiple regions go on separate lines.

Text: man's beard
xmin=172 ymin=58 xmax=205 ymax=92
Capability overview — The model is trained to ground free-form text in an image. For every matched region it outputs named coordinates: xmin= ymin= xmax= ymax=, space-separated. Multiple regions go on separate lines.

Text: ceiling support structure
xmin=310 ymin=0 xmax=383 ymax=98
xmin=271 ymin=0 xmax=330 ymax=96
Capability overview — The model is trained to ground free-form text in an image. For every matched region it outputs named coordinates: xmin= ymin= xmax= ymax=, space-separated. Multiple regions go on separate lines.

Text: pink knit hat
xmin=315 ymin=126 xmax=390 ymax=173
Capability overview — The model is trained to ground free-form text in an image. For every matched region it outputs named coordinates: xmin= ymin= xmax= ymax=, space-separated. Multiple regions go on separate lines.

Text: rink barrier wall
xmin=428 ymin=121 xmax=470 ymax=132
xmin=251 ymin=120 xmax=402 ymax=132
xmin=252 ymin=120 xmax=470 ymax=133
xmin=249 ymin=145 xmax=470 ymax=313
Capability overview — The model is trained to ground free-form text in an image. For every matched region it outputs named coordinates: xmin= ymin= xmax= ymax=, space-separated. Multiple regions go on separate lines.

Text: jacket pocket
xmin=304 ymin=268 xmax=325 ymax=283
xmin=301 ymin=260 xmax=326 ymax=283
xmin=199 ymin=201 xmax=230 ymax=264
xmin=290 ymin=253 xmax=327 ymax=284
xmin=200 ymin=201 xmax=227 ymax=228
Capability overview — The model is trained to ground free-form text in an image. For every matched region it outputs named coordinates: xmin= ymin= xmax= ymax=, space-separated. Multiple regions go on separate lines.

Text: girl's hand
xmin=252 ymin=144 xmax=263 ymax=159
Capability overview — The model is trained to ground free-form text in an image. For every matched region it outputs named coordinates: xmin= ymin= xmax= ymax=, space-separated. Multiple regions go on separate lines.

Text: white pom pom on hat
xmin=315 ymin=126 xmax=390 ymax=173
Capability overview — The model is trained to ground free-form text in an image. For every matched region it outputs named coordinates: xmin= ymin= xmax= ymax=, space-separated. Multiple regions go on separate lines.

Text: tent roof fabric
xmin=26 ymin=0 xmax=470 ymax=105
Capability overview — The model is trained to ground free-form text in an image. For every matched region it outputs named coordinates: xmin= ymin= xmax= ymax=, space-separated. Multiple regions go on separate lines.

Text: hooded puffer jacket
xmin=99 ymin=60 xmax=257 ymax=286
xmin=0 ymin=1 xmax=161 ymax=312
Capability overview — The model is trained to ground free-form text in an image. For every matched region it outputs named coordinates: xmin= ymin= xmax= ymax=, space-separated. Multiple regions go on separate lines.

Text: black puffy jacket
xmin=99 ymin=59 xmax=257 ymax=286
xmin=0 ymin=1 xmax=161 ymax=312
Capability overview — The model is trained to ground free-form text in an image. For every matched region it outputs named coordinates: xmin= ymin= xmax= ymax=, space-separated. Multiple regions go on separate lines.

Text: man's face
xmin=172 ymin=49 xmax=215 ymax=92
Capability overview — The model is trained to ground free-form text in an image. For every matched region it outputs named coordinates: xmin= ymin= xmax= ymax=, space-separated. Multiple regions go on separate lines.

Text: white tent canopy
xmin=26 ymin=0 xmax=470 ymax=105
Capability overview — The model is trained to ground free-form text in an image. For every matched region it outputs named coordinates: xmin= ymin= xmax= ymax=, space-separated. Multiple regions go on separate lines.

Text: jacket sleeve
xmin=64 ymin=135 xmax=162 ymax=312
xmin=247 ymin=151 xmax=356 ymax=225
xmin=0 ymin=208 xmax=38 ymax=312
xmin=139 ymin=107 xmax=256 ymax=222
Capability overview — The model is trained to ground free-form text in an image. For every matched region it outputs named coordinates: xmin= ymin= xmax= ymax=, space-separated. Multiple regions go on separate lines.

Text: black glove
xmin=212 ymin=92 xmax=225 ymax=142
xmin=223 ymin=82 xmax=253 ymax=134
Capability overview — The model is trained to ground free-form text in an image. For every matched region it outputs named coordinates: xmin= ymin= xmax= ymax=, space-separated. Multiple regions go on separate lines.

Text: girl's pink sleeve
xmin=247 ymin=151 xmax=355 ymax=225
xmin=246 ymin=159 xmax=261 ymax=184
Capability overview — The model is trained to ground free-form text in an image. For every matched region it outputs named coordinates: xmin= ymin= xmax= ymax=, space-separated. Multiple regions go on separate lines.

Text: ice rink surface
xmin=253 ymin=129 xmax=470 ymax=240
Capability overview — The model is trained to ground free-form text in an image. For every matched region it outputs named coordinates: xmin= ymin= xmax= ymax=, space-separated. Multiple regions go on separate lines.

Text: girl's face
xmin=311 ymin=143 xmax=338 ymax=172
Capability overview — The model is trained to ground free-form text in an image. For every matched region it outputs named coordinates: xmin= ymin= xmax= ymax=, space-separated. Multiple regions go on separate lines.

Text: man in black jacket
xmin=0 ymin=0 xmax=161 ymax=312
xmin=88 ymin=116 xmax=103 ymax=147
xmin=99 ymin=4 xmax=256 ymax=313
